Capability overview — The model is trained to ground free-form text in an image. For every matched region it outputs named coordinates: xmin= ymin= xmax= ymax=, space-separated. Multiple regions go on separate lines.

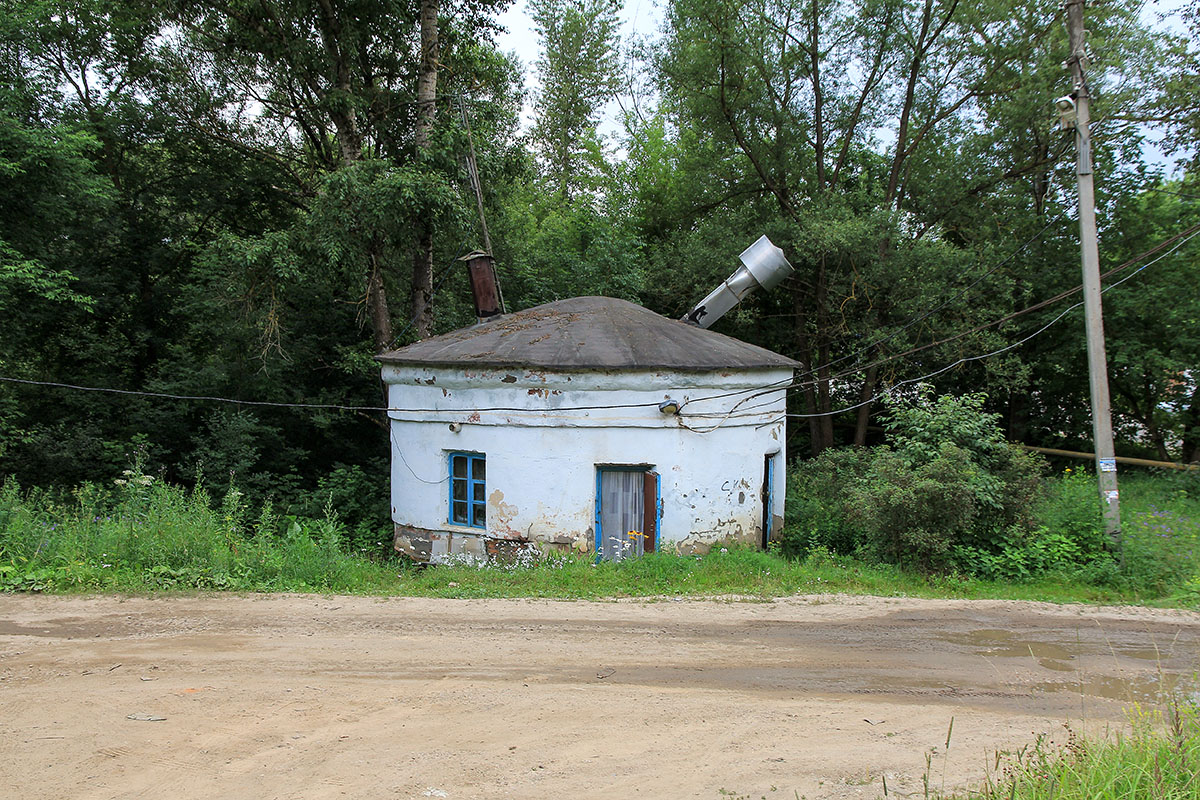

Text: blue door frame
xmin=762 ymin=453 xmax=776 ymax=548
xmin=594 ymin=466 xmax=661 ymax=557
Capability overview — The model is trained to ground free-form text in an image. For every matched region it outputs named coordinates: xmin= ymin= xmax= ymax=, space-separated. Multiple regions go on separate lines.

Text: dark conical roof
xmin=377 ymin=296 xmax=797 ymax=371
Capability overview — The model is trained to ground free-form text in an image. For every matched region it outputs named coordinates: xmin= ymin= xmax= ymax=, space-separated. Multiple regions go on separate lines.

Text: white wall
xmin=382 ymin=365 xmax=791 ymax=559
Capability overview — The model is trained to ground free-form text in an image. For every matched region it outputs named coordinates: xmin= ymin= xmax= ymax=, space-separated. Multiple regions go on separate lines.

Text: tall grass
xmin=1117 ymin=473 xmax=1200 ymax=603
xmin=0 ymin=467 xmax=1196 ymax=603
xmin=933 ymin=697 xmax=1200 ymax=799
xmin=0 ymin=471 xmax=398 ymax=592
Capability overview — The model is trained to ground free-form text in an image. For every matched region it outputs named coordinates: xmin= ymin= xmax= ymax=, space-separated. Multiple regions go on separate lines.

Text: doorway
xmin=761 ymin=453 xmax=777 ymax=549
xmin=595 ymin=467 xmax=659 ymax=560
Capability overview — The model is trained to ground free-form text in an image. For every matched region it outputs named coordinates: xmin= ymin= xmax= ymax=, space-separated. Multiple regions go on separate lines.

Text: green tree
xmin=0 ymin=0 xmax=525 ymax=520
xmin=1152 ymin=0 xmax=1200 ymax=169
xmin=1089 ymin=179 xmax=1200 ymax=463
xmin=643 ymin=0 xmax=1162 ymax=456
xmin=528 ymin=0 xmax=621 ymax=201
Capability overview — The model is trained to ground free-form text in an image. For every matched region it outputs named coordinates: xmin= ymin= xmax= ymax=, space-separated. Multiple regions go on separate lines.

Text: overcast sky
xmin=493 ymin=0 xmax=1191 ymax=171
xmin=495 ymin=0 xmax=663 ymax=137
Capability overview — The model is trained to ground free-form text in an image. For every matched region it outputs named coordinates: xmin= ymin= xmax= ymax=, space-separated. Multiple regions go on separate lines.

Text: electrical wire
xmin=689 ymin=211 xmax=1195 ymax=405
xmin=676 ymin=375 xmax=796 ymax=409
xmin=782 ymin=223 xmax=1200 ymax=420
xmin=5 ymin=220 xmax=1196 ymax=422
xmin=1146 ymin=186 xmax=1200 ymax=201
xmin=0 ymin=375 xmax=675 ymax=415
xmin=0 ymin=377 xmax=388 ymax=413
xmin=790 ymin=221 xmax=1200 ymax=394
xmin=787 ymin=301 xmax=1084 ymax=419
xmin=677 ymin=219 xmax=1200 ymax=430
xmin=782 ymin=211 xmax=1067 ymax=379
xmin=0 ymin=374 xmax=781 ymax=416
xmin=389 ymin=426 xmax=449 ymax=485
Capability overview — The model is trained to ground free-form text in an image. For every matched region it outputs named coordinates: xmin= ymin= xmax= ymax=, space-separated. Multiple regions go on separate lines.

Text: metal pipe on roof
xmin=463 ymin=251 xmax=503 ymax=323
xmin=682 ymin=235 xmax=794 ymax=329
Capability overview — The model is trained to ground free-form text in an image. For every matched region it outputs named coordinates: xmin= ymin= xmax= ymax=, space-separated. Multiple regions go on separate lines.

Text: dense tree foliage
xmin=528 ymin=0 xmax=621 ymax=201
xmin=1 ymin=0 xmax=1196 ymax=540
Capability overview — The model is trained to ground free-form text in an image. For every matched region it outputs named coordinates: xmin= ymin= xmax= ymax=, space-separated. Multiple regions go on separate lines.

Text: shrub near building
xmin=785 ymin=390 xmax=1107 ymax=576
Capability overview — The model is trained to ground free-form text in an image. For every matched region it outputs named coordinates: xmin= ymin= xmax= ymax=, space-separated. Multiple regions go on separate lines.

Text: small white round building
xmin=377 ymin=296 xmax=796 ymax=562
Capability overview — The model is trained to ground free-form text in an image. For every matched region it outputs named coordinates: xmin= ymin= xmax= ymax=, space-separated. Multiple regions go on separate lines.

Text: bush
xmin=783 ymin=389 xmax=1046 ymax=572
xmin=783 ymin=446 xmax=874 ymax=558
xmin=301 ymin=462 xmax=391 ymax=556
xmin=0 ymin=464 xmax=401 ymax=594
xmin=961 ymin=467 xmax=1113 ymax=581
xmin=1034 ymin=468 xmax=1106 ymax=552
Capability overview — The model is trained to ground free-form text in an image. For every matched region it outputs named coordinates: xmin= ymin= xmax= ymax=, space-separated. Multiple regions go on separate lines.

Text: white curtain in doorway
xmin=599 ymin=470 xmax=644 ymax=561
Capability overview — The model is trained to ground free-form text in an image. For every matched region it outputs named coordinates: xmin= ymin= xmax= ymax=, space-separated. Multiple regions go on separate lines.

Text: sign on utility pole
xmin=1062 ymin=0 xmax=1121 ymax=548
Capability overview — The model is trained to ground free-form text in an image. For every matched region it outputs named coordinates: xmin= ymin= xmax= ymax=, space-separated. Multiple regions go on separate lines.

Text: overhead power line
xmin=3 ymin=219 xmax=1196 ymax=420
xmin=791 ymin=220 xmax=1200 ymax=392
xmin=678 ymin=219 xmax=1200 ymax=424
xmin=796 ymin=211 xmax=1067 ymax=380
xmin=0 ymin=377 xmax=387 ymax=413
xmin=1146 ymin=186 xmax=1200 ymax=201
xmin=776 ymin=224 xmax=1200 ymax=420
xmin=0 ymin=375 xmax=674 ymax=415
xmin=676 ymin=219 xmax=1200 ymax=428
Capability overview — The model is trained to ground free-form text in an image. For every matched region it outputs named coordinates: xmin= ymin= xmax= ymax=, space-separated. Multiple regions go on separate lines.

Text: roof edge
xmin=375 ymin=356 xmax=798 ymax=371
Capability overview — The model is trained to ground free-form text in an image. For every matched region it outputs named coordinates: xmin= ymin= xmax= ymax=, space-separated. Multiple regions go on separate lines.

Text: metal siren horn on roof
xmin=682 ymin=235 xmax=794 ymax=329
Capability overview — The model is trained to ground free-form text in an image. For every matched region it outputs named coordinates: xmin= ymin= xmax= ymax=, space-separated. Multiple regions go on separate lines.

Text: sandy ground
xmin=1 ymin=594 xmax=1198 ymax=800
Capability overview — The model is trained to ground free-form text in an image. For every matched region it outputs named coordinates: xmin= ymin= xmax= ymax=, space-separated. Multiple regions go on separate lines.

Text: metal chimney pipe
xmin=462 ymin=251 xmax=503 ymax=323
xmin=683 ymin=235 xmax=794 ymax=328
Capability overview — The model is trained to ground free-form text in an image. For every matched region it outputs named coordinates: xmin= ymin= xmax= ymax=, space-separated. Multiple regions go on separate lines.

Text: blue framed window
xmin=449 ymin=452 xmax=486 ymax=528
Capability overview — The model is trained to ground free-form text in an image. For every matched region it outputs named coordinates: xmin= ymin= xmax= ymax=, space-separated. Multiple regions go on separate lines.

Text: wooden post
xmin=1065 ymin=0 xmax=1121 ymax=548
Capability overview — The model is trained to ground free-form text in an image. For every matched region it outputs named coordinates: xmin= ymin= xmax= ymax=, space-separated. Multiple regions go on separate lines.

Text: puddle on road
xmin=942 ymin=629 xmax=1192 ymax=664
xmin=1033 ymin=673 xmax=1191 ymax=702
xmin=0 ymin=618 xmax=96 ymax=638
xmin=939 ymin=629 xmax=1199 ymax=703
xmin=941 ymin=629 xmax=1076 ymax=665
xmin=1117 ymin=647 xmax=1177 ymax=661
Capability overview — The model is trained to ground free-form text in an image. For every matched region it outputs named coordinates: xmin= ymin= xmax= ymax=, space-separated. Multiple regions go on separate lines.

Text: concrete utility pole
xmin=1063 ymin=0 xmax=1121 ymax=547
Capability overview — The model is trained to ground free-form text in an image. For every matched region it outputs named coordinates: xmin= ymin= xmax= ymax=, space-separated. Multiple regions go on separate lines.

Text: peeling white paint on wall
xmin=382 ymin=365 xmax=791 ymax=560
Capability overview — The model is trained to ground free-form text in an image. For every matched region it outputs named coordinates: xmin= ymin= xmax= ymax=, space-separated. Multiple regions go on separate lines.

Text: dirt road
xmin=1 ymin=594 xmax=1197 ymax=800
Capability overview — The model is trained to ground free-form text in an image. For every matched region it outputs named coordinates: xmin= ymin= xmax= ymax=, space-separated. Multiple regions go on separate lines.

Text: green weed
xmin=0 ymin=468 xmax=1196 ymax=605
xmin=932 ymin=697 xmax=1200 ymax=799
xmin=0 ymin=470 xmax=399 ymax=594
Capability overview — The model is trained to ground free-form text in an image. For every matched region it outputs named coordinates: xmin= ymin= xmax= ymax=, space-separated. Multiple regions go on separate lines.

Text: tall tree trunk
xmin=792 ymin=290 xmax=824 ymax=457
xmin=813 ymin=255 xmax=835 ymax=453
xmin=1006 ymin=388 xmax=1029 ymax=443
xmin=1181 ymin=384 xmax=1200 ymax=464
xmin=1143 ymin=380 xmax=1171 ymax=462
xmin=411 ymin=0 xmax=440 ymax=338
xmin=367 ymin=249 xmax=393 ymax=353
xmin=852 ymin=363 xmax=878 ymax=446
xmin=340 ymin=89 xmax=394 ymax=354
xmin=808 ymin=0 xmax=825 ymax=191
xmin=1115 ymin=380 xmax=1172 ymax=462
xmin=314 ymin=0 xmax=395 ymax=353
xmin=815 ymin=344 xmax=834 ymax=452
xmin=885 ymin=0 xmax=933 ymax=207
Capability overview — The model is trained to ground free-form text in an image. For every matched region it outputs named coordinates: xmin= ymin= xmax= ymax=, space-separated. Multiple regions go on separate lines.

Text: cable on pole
xmin=3 ymin=220 xmax=1196 ymax=422
xmin=784 ymin=211 xmax=1067 ymax=379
